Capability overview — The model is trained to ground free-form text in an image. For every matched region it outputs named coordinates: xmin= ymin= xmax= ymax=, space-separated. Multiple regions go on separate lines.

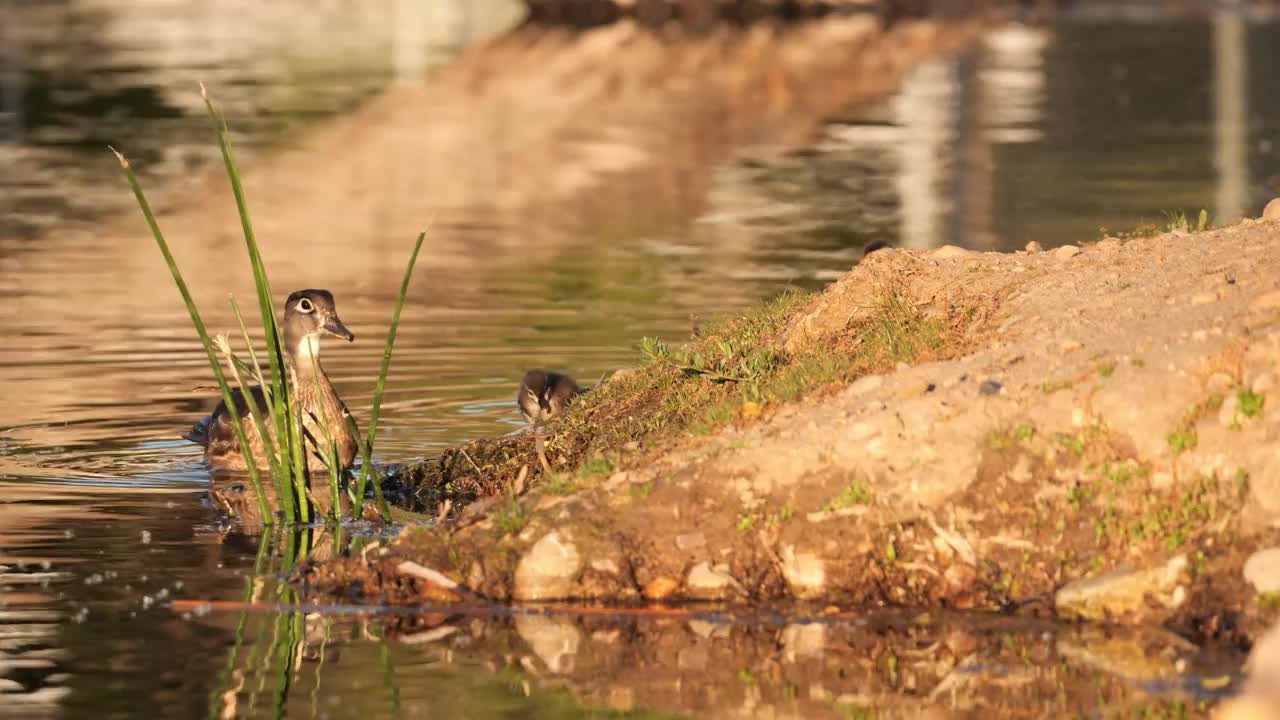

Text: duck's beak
xmin=322 ymin=315 xmax=355 ymax=342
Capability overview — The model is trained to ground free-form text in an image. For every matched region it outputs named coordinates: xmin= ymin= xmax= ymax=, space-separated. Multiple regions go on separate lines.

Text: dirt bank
xmin=296 ymin=215 xmax=1280 ymax=652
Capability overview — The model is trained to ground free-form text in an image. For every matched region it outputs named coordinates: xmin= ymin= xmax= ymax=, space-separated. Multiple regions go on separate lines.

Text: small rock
xmin=1054 ymin=245 xmax=1082 ymax=260
xmin=933 ymin=245 xmax=972 ymax=259
xmin=642 ymin=576 xmax=679 ymax=601
xmin=943 ymin=563 xmax=977 ymax=596
xmin=1055 ymin=555 xmax=1188 ymax=622
xmin=1244 ymin=548 xmax=1280 ymax=594
xmin=1264 ymin=197 xmax=1280 ymax=221
xmin=675 ymin=532 xmax=707 ymax=551
xmin=590 ymin=558 xmax=620 ymax=575
xmin=1059 ymin=339 xmax=1082 ymax=352
xmin=1251 ymin=291 xmax=1280 ymax=313
xmin=1220 ymin=393 xmax=1240 ymax=427
xmin=781 ymin=546 xmax=826 ymax=598
xmin=1024 ymin=241 xmax=1043 ymax=253
xmin=685 ymin=562 xmax=737 ymax=599
xmin=978 ymin=379 xmax=1003 ymax=396
xmin=1191 ymin=292 xmax=1219 ymax=305
xmin=1254 ymin=373 xmax=1276 ymax=395
xmin=514 ymin=532 xmax=582 ymax=601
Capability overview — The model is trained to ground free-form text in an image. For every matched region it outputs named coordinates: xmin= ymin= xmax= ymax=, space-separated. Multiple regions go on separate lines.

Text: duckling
xmin=516 ymin=369 xmax=583 ymax=426
xmin=185 ymin=289 xmax=359 ymax=472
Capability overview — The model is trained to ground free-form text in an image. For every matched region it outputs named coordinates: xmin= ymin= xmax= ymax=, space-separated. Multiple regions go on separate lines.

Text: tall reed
xmin=115 ymin=85 xmax=423 ymax=526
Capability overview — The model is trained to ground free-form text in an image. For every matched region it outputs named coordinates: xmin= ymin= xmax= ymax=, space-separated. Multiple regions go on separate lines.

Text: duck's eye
xmin=297 ymin=298 xmax=314 ymax=313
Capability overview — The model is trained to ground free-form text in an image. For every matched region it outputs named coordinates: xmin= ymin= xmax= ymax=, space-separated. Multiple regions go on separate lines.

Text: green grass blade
xmin=201 ymin=84 xmax=299 ymax=520
xmin=352 ymin=231 xmax=425 ymax=519
xmin=112 ymin=148 xmax=274 ymax=523
xmin=230 ymin=294 xmax=268 ymax=387
xmin=215 ymin=334 xmax=295 ymax=522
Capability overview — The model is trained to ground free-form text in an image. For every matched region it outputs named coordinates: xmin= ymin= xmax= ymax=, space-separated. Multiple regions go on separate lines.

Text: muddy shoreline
xmin=294 ymin=218 xmax=1280 ymax=674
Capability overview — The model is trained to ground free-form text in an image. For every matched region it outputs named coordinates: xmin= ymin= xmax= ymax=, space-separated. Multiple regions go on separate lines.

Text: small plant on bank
xmin=1167 ymin=430 xmax=1198 ymax=454
xmin=824 ymin=481 xmax=872 ymax=512
xmin=1164 ymin=208 xmax=1210 ymax=233
xmin=113 ymin=85 xmax=422 ymax=526
xmin=1237 ymin=388 xmax=1266 ymax=419
xmin=494 ymin=493 xmax=529 ymax=535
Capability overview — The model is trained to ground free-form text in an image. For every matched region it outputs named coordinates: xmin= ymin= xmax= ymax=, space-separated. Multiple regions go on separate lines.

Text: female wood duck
xmin=517 ymin=369 xmax=583 ymax=426
xmin=185 ymin=289 xmax=359 ymax=472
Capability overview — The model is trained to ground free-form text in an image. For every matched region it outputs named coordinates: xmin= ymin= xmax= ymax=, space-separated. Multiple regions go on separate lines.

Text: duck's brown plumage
xmin=185 ymin=289 xmax=359 ymax=472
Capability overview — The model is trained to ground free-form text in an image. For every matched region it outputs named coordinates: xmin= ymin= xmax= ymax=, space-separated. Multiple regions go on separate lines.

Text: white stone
xmin=686 ymin=561 xmax=736 ymax=599
xmin=1054 ymin=245 xmax=1082 ymax=260
xmin=514 ymin=531 xmax=582 ymax=601
xmin=1245 ymin=548 xmax=1280 ymax=594
xmin=1220 ymin=393 xmax=1240 ymax=427
xmin=933 ymin=245 xmax=972 ymax=259
xmin=781 ymin=545 xmax=825 ymax=598
xmin=1263 ymin=197 xmax=1280 ymax=221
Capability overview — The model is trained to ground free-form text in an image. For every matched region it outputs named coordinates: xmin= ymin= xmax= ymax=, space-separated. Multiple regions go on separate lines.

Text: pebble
xmin=1055 ymin=554 xmax=1188 ymax=622
xmin=1024 ymin=241 xmax=1043 ymax=253
xmin=685 ymin=562 xmax=736 ymax=597
xmin=978 ymin=379 xmax=1003 ymax=396
xmin=1244 ymin=548 xmax=1280 ymax=594
xmin=1059 ymin=339 xmax=1082 ymax=352
xmin=781 ymin=546 xmax=826 ymax=598
xmin=1254 ymin=373 xmax=1276 ymax=395
xmin=1264 ymin=197 xmax=1280 ymax=221
xmin=642 ymin=576 xmax=679 ymax=600
xmin=1191 ymin=292 xmax=1219 ymax=305
xmin=1220 ymin=393 xmax=1240 ymax=427
xmin=933 ymin=245 xmax=973 ymax=260
xmin=513 ymin=532 xmax=582 ymax=601
xmin=1054 ymin=245 xmax=1082 ymax=260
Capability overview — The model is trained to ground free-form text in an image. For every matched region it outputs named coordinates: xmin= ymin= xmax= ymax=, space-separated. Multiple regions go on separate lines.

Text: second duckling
xmin=517 ymin=369 xmax=583 ymax=426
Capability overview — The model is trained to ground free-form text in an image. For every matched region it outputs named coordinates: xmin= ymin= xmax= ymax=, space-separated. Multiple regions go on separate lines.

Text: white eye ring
xmin=297 ymin=298 xmax=314 ymax=313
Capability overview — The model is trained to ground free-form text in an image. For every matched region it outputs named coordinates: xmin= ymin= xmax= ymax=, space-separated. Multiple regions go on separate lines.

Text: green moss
xmin=823 ymin=481 xmax=872 ymax=512
xmin=989 ymin=424 xmax=1037 ymax=449
xmin=1166 ymin=430 xmax=1197 ymax=454
xmin=1238 ymin=388 xmax=1265 ymax=419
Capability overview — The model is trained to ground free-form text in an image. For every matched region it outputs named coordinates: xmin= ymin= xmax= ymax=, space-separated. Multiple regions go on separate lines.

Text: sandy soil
xmin=298 ymin=217 xmax=1280 ymax=661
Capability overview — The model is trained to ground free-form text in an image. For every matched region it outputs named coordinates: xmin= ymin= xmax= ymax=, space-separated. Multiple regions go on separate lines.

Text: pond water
xmin=2 ymin=2 xmax=1278 ymax=717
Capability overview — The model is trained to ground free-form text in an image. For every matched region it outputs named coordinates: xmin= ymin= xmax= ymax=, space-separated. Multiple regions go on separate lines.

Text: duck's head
xmin=283 ymin=289 xmax=353 ymax=364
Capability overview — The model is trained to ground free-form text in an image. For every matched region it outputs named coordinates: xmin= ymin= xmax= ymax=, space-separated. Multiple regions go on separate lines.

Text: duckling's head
xmin=517 ymin=370 xmax=581 ymax=425
xmin=283 ymin=289 xmax=353 ymax=364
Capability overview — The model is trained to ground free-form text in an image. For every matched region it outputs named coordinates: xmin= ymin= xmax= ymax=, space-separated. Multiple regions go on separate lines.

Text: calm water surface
xmin=2 ymin=3 xmax=1278 ymax=717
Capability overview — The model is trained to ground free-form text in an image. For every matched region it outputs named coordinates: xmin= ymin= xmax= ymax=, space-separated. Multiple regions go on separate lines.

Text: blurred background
xmin=2 ymin=0 xmax=1280 ymax=716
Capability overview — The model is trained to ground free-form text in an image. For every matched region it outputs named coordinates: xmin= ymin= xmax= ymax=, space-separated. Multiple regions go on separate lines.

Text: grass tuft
xmin=116 ymin=88 xmax=422 ymax=527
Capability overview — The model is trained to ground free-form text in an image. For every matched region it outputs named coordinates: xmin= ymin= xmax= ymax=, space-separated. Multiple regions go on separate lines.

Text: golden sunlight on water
xmin=1 ymin=1 xmax=1279 ymax=716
